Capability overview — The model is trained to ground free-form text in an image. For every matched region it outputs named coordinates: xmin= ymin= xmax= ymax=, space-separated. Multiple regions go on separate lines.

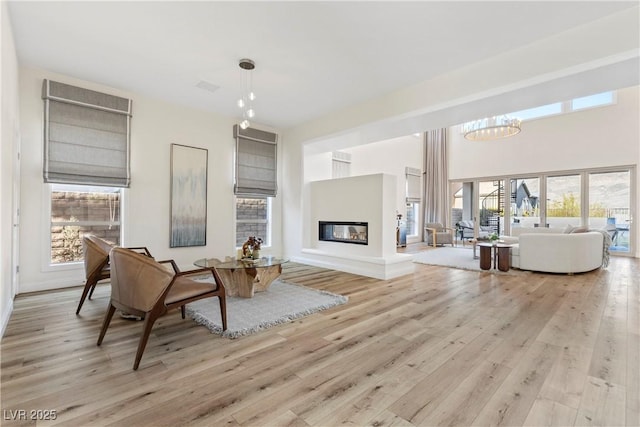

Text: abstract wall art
xmin=170 ymin=144 xmax=208 ymax=247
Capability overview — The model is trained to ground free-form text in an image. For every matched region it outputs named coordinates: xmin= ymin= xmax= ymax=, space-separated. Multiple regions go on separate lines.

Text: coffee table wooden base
xmin=216 ymin=264 xmax=283 ymax=298
xmin=479 ymin=244 xmax=492 ymax=270
xmin=478 ymin=243 xmax=511 ymax=272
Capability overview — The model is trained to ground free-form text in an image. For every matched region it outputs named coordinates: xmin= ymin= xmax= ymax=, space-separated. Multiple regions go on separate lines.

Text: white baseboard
xmin=1 ymin=298 xmax=14 ymax=339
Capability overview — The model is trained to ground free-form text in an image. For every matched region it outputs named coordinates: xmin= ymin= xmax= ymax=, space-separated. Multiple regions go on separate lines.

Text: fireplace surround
xmin=319 ymin=221 xmax=368 ymax=245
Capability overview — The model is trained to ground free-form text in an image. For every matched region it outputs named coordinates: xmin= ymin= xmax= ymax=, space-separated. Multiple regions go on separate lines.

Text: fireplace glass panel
xmin=319 ymin=221 xmax=368 ymax=245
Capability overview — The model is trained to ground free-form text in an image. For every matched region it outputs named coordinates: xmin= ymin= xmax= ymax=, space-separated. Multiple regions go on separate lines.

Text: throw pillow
xmin=564 ymin=224 xmax=574 ymax=234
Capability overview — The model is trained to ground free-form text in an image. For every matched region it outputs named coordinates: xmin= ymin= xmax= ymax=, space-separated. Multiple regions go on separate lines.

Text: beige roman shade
xmin=42 ymin=79 xmax=132 ymax=187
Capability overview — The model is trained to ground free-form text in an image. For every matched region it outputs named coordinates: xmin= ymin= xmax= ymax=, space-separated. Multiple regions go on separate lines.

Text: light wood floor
xmin=1 ymin=250 xmax=638 ymax=426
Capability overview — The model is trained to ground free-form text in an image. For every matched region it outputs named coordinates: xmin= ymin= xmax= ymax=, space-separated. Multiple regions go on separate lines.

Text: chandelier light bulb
xmin=240 ymin=119 xmax=250 ymax=130
xmin=247 ymin=108 xmax=255 ymax=118
xmin=248 ymin=92 xmax=256 ymax=101
xmin=237 ymin=99 xmax=245 ymax=108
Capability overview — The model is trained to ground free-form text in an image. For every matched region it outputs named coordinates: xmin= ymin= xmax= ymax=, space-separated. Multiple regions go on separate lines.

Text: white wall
xmin=1 ymin=1 xmax=21 ymax=335
xmin=309 ymin=174 xmax=395 ymax=258
xmin=345 ymin=135 xmax=423 ymax=218
xmin=449 ymin=86 xmax=640 ymax=180
xmin=17 ymin=66 xmax=283 ymax=294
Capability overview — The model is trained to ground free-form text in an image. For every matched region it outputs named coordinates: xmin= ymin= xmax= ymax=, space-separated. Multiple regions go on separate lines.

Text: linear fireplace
xmin=319 ymin=221 xmax=368 ymax=245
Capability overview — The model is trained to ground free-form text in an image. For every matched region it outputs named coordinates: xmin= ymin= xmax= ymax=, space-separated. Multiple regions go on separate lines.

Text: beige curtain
xmin=423 ymin=128 xmax=450 ymax=229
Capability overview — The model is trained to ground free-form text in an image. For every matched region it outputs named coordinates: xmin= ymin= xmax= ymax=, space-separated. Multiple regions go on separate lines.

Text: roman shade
xmin=233 ymin=125 xmax=278 ymax=197
xmin=406 ymin=167 xmax=422 ymax=202
xmin=42 ymin=79 xmax=132 ymax=187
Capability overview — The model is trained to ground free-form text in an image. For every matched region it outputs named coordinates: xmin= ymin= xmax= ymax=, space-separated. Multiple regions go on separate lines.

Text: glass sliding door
xmin=588 ymin=170 xmax=631 ymax=253
xmin=478 ymin=180 xmax=506 ymax=235
xmin=510 ymin=177 xmax=540 ymax=230
xmin=546 ymin=174 xmax=581 ymax=228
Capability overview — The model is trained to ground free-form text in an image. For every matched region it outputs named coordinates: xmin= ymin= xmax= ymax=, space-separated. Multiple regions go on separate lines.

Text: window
xmin=236 ymin=197 xmax=271 ymax=248
xmin=49 ymin=184 xmax=121 ymax=265
xmin=405 ymin=167 xmax=421 ymax=237
xmin=572 ymin=92 xmax=614 ymax=111
xmin=43 ymin=80 xmax=131 ymax=267
xmin=511 ymin=91 xmax=615 ymax=122
xmin=462 ymin=91 xmax=616 ymax=131
xmin=510 ymin=102 xmax=563 ymax=121
xmin=234 ymin=125 xmax=278 ymax=197
xmin=406 ymin=201 xmax=420 ymax=236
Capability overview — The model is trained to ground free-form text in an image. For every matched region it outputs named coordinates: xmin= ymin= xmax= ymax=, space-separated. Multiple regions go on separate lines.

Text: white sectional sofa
xmin=506 ymin=227 xmax=605 ymax=274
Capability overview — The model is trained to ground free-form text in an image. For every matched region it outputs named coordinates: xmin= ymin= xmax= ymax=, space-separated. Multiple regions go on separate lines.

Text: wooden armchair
xmin=76 ymin=235 xmax=152 ymax=315
xmin=425 ymin=222 xmax=455 ymax=247
xmin=97 ymin=247 xmax=227 ymax=370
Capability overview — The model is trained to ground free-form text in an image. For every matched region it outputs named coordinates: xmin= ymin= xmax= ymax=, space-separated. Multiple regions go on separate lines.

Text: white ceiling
xmin=7 ymin=1 xmax=639 ymax=130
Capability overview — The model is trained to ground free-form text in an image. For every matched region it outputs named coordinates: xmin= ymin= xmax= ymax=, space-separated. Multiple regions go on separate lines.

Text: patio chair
xmin=97 ymin=247 xmax=227 ymax=370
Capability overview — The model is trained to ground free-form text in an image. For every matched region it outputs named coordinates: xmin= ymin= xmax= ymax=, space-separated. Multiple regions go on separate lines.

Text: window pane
xmin=510 ymin=103 xmax=562 ymax=121
xmin=236 ymin=197 xmax=269 ymax=247
xmin=50 ymin=184 xmax=121 ymax=264
xmin=510 ymin=177 xmax=540 ymax=230
xmin=406 ymin=202 xmax=419 ymax=236
xmin=479 ymin=180 xmax=505 ymax=235
xmin=572 ymin=91 xmax=613 ymax=111
xmin=546 ymin=175 xmax=581 ymax=227
xmin=589 ymin=170 xmax=631 ymax=252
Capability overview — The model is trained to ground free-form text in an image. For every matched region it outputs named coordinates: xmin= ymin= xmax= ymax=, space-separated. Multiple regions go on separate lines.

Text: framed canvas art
xmin=170 ymin=144 xmax=208 ymax=247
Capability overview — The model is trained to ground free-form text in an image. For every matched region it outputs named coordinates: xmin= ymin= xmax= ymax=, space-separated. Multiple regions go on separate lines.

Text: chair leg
xmin=219 ymin=296 xmax=227 ymax=331
xmin=97 ymin=304 xmax=116 ymax=345
xmin=133 ymin=312 xmax=157 ymax=370
xmin=87 ymin=282 xmax=98 ymax=300
xmin=76 ymin=279 xmax=97 ymax=315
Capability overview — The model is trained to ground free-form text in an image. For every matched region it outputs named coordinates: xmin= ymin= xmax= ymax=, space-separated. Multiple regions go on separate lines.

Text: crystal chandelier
xmin=237 ymin=58 xmax=256 ymax=130
xmin=462 ymin=115 xmax=522 ymax=141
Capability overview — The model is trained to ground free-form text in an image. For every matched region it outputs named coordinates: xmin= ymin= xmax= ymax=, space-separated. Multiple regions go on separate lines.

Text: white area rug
xmin=412 ymin=246 xmax=523 ymax=275
xmin=185 ymin=279 xmax=348 ymax=339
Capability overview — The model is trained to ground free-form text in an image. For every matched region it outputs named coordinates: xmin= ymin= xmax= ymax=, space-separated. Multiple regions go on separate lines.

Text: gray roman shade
xmin=42 ymin=79 xmax=132 ymax=187
xmin=233 ymin=125 xmax=278 ymax=197
xmin=406 ymin=167 xmax=422 ymax=202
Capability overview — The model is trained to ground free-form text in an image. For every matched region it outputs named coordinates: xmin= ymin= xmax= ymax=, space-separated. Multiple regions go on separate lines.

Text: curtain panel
xmin=423 ymin=128 xmax=450 ymax=228
xmin=42 ymin=79 xmax=132 ymax=188
xmin=233 ymin=125 xmax=278 ymax=197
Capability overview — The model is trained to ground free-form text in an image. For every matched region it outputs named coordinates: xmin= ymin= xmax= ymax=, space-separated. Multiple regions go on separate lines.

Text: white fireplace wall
xmin=299 ymin=173 xmax=414 ymax=279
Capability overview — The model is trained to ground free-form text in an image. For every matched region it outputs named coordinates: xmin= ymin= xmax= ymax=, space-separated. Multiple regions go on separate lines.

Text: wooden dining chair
xmin=76 ymin=235 xmax=152 ymax=315
xmin=97 ymin=247 xmax=227 ymax=370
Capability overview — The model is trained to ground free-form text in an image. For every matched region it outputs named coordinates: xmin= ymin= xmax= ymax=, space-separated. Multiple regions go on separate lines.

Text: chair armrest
xmin=175 ymin=267 xmax=214 ymax=278
xmin=126 ymin=246 xmax=153 ymax=257
xmin=157 ymin=259 xmax=179 ymax=273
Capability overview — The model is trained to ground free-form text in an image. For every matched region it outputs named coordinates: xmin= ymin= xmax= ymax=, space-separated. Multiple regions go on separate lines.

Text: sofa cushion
xmin=570 ymin=225 xmax=589 ymax=233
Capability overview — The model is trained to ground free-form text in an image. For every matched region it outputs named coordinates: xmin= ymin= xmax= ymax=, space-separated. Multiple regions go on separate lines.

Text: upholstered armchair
xmin=97 ymin=247 xmax=227 ymax=370
xmin=457 ymin=220 xmax=491 ymax=241
xmin=77 ymin=235 xmax=152 ymax=315
xmin=425 ymin=222 xmax=454 ymax=247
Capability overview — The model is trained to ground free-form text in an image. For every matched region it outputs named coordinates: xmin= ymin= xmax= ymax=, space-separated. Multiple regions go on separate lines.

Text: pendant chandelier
xmin=237 ymin=58 xmax=256 ymax=130
xmin=462 ymin=115 xmax=522 ymax=141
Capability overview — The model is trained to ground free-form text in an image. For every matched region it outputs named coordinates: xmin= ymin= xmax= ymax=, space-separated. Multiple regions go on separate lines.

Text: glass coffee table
xmin=194 ymin=256 xmax=289 ymax=298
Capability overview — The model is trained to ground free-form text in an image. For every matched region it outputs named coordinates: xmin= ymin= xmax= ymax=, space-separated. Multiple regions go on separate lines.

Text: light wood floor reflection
xmin=1 ymin=252 xmax=638 ymax=426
